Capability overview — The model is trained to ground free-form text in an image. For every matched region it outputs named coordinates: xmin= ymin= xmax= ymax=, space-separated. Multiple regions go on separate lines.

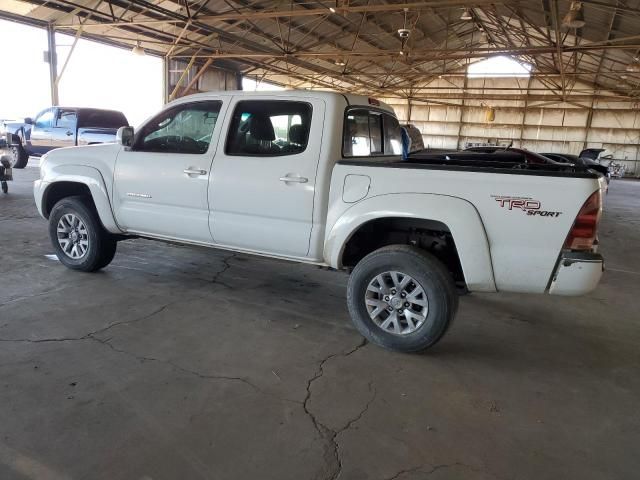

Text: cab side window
xmin=134 ymin=101 xmax=222 ymax=154
xmin=225 ymin=100 xmax=312 ymax=156
xmin=56 ymin=110 xmax=77 ymax=130
xmin=35 ymin=109 xmax=54 ymax=129
xmin=383 ymin=115 xmax=403 ymax=155
xmin=343 ymin=109 xmax=402 ymax=157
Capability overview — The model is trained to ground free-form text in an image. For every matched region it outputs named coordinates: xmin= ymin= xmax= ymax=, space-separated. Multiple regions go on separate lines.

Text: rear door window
xmin=225 ymin=100 xmax=312 ymax=156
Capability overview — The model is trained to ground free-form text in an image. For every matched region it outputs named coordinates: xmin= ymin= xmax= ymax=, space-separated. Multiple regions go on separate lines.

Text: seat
xmin=285 ymin=124 xmax=308 ymax=153
xmin=243 ymin=113 xmax=279 ymax=154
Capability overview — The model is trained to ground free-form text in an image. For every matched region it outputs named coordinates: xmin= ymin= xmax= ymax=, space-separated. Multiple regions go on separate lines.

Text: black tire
xmin=10 ymin=144 xmax=29 ymax=169
xmin=48 ymin=196 xmax=117 ymax=272
xmin=347 ymin=245 xmax=458 ymax=353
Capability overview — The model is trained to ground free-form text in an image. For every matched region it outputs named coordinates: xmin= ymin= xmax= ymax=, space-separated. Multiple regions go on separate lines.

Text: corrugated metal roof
xmin=2 ymin=0 xmax=639 ymax=102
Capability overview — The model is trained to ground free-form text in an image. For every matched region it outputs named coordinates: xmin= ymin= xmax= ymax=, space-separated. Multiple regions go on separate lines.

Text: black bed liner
xmin=338 ymin=150 xmax=600 ymax=179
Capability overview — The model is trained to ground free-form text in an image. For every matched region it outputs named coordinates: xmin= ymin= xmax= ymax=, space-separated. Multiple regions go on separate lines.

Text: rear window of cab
xmin=343 ymin=108 xmax=402 ymax=158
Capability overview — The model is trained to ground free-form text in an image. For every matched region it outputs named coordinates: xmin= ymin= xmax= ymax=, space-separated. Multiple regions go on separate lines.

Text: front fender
xmin=324 ymin=193 xmax=496 ymax=292
xmin=36 ymin=164 xmax=123 ymax=234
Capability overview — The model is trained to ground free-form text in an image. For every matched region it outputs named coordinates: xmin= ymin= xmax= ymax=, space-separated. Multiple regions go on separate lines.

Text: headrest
xmin=289 ymin=124 xmax=308 ymax=145
xmin=248 ymin=114 xmax=275 ymax=141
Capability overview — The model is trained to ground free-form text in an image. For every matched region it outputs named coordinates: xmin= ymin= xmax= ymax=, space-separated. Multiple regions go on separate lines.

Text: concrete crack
xmin=383 ymin=466 xmax=422 ymax=480
xmin=302 ymin=338 xmax=368 ymax=480
xmin=211 ymin=253 xmax=237 ymax=288
xmin=91 ymin=335 xmax=299 ymax=405
xmin=335 ymin=381 xmax=376 ymax=435
xmin=0 ymin=295 xmax=299 ymax=405
xmin=383 ymin=462 xmax=501 ymax=480
xmin=0 ymin=286 xmax=68 ymax=308
xmin=0 ymin=302 xmax=173 ymax=344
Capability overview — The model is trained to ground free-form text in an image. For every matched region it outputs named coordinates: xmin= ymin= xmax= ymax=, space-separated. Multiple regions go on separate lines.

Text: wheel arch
xmin=324 ymin=193 xmax=497 ymax=292
xmin=40 ymin=166 xmax=122 ymax=234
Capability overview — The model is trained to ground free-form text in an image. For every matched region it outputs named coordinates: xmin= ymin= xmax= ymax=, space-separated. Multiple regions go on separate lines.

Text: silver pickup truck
xmin=2 ymin=107 xmax=128 ymax=168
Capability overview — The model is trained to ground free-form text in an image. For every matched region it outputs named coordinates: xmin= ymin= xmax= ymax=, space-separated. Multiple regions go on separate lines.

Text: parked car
xmin=3 ymin=107 xmax=128 ymax=168
xmin=34 ymin=91 xmax=604 ymax=353
xmin=541 ymin=151 xmax=610 ymax=182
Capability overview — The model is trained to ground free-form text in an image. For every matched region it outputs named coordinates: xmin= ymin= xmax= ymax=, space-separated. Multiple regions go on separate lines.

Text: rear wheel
xmin=10 ymin=145 xmax=28 ymax=169
xmin=347 ymin=245 xmax=458 ymax=353
xmin=49 ymin=196 xmax=117 ymax=272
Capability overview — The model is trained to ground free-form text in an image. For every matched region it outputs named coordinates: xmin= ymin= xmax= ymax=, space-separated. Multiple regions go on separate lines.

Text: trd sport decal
xmin=491 ymin=195 xmax=562 ymax=217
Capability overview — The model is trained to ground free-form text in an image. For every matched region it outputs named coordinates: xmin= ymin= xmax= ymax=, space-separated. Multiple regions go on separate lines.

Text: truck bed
xmin=339 ymin=151 xmax=599 ymax=178
xmin=329 ymin=155 xmax=601 ymax=295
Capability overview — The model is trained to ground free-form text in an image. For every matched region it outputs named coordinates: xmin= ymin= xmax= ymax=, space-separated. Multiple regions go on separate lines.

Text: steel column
xmin=47 ymin=24 xmax=59 ymax=105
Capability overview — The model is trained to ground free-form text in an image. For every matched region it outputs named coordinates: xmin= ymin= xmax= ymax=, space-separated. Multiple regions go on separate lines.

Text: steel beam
xmin=47 ymin=24 xmax=60 ymax=106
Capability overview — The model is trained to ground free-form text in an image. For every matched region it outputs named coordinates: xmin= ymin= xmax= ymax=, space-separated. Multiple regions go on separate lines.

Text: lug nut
xmin=384 ymin=295 xmax=390 ymax=301
xmin=391 ymin=289 xmax=397 ymax=295
xmin=400 ymin=292 xmax=406 ymax=298
xmin=387 ymin=306 xmax=393 ymax=311
xmin=404 ymin=302 xmax=410 ymax=307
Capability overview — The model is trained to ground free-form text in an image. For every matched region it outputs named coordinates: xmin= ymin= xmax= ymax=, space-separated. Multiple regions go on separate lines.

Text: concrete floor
xmin=1 ymin=161 xmax=639 ymax=480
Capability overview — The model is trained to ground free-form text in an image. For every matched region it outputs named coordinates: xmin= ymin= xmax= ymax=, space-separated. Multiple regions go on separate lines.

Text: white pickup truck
xmin=34 ymin=91 xmax=604 ymax=352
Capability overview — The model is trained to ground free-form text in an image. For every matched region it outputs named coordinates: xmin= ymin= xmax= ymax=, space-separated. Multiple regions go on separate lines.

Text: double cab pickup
xmin=34 ymin=91 xmax=604 ymax=352
xmin=4 ymin=107 xmax=128 ymax=168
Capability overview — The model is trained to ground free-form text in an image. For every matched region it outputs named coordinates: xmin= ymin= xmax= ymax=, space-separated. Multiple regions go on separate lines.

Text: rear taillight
xmin=564 ymin=190 xmax=602 ymax=251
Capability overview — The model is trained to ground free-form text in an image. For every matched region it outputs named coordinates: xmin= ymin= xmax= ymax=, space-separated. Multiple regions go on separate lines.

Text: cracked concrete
xmin=1 ymin=163 xmax=639 ymax=479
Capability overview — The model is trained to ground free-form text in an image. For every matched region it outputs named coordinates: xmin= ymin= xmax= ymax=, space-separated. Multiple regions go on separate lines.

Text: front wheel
xmin=347 ymin=245 xmax=458 ymax=353
xmin=10 ymin=145 xmax=28 ymax=169
xmin=49 ymin=196 xmax=117 ymax=272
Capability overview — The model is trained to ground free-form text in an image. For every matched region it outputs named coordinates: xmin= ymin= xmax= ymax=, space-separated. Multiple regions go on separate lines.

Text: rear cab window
xmin=343 ymin=108 xmax=402 ymax=158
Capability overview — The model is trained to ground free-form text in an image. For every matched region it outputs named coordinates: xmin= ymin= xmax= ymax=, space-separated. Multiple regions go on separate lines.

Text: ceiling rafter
xmin=3 ymin=0 xmax=640 ymax=101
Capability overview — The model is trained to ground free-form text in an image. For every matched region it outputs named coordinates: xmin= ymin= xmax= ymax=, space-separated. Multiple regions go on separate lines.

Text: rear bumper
xmin=548 ymin=252 xmax=604 ymax=296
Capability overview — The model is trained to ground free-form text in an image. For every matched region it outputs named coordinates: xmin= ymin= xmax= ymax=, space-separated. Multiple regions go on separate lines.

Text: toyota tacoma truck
xmin=33 ymin=91 xmax=604 ymax=352
xmin=3 ymin=107 xmax=128 ymax=168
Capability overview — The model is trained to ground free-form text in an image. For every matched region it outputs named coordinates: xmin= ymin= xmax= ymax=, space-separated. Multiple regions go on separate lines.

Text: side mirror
xmin=116 ymin=126 xmax=134 ymax=147
xmin=24 ymin=117 xmax=33 ymax=125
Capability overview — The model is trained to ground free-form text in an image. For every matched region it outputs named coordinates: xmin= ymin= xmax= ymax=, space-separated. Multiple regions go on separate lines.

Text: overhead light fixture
xmin=460 ymin=8 xmax=473 ymax=21
xmin=399 ymin=51 xmax=404 ymax=56
xmin=626 ymin=57 xmax=640 ymax=73
xmin=329 ymin=6 xmax=336 ymax=13
xmin=398 ymin=28 xmax=411 ymax=40
xmin=562 ymin=1 xmax=585 ymax=29
xmin=132 ymin=41 xmax=145 ymax=56
xmin=335 ymin=58 xmax=346 ymax=66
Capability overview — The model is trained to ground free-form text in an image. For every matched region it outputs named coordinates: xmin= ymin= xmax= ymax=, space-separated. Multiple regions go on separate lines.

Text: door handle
xmin=184 ymin=168 xmax=207 ymax=176
xmin=279 ymin=175 xmax=308 ymax=183
xmin=66 ymin=131 xmax=73 ymax=136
